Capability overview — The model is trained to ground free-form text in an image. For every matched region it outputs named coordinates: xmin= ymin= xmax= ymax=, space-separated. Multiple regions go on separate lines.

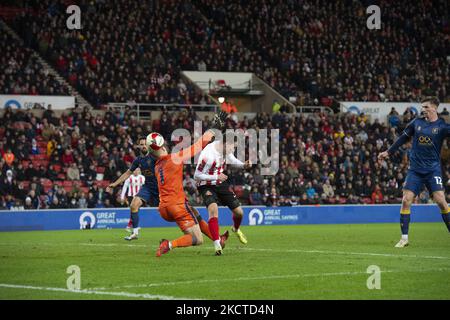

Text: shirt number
xmin=434 ymin=176 xmax=442 ymax=186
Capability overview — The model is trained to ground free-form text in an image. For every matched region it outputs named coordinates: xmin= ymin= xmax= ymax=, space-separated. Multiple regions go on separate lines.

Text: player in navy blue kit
xmin=378 ymin=97 xmax=450 ymax=247
xmin=107 ymin=136 xmax=159 ymax=240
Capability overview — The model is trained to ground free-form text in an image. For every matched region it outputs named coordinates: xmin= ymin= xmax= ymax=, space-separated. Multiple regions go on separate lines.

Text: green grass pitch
xmin=0 ymin=223 xmax=449 ymax=300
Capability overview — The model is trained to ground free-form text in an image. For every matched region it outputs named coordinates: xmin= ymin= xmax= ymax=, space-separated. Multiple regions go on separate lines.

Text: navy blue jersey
xmin=130 ymin=155 xmax=159 ymax=192
xmin=402 ymin=117 xmax=450 ymax=173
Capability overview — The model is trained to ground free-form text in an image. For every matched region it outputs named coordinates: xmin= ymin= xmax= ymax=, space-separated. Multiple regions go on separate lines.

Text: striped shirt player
xmin=378 ymin=96 xmax=450 ymax=248
xmin=194 ymin=140 xmax=251 ymax=255
xmin=120 ymin=171 xmax=145 ymax=204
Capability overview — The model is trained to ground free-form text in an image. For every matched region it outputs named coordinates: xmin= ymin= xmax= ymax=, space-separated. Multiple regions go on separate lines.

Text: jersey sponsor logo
xmin=418 ymin=135 xmax=432 ymax=145
xmin=417 ymin=126 xmax=421 ymax=131
xmin=432 ymin=128 xmax=439 ymax=135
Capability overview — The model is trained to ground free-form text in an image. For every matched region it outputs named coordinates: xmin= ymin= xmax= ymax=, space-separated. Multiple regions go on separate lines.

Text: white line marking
xmin=88 ymin=268 xmax=450 ymax=291
xmin=0 ymin=283 xmax=198 ymax=300
xmin=2 ymin=242 xmax=449 ymax=260
xmin=237 ymin=247 xmax=450 ymax=260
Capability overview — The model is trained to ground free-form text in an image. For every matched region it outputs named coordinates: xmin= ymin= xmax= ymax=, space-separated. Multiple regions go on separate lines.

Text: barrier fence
xmin=0 ymin=204 xmax=441 ymax=232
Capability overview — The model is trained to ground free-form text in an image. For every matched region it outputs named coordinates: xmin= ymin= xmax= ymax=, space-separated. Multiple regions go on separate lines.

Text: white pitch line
xmin=236 ymin=247 xmax=450 ymax=260
xmin=79 ymin=243 xmax=450 ymax=260
xmin=0 ymin=283 xmax=198 ymax=300
xmin=88 ymin=267 xmax=450 ymax=291
xmin=3 ymin=241 xmax=449 ymax=260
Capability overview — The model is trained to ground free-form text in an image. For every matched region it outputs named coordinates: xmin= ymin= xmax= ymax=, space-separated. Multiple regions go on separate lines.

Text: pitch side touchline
xmin=0 ymin=283 xmax=198 ymax=300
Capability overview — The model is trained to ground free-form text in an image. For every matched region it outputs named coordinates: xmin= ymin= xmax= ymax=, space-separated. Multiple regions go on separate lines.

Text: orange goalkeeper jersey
xmin=155 ymin=131 xmax=213 ymax=207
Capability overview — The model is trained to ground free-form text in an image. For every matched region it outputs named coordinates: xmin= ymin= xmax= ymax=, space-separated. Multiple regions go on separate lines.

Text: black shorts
xmin=198 ymin=184 xmax=241 ymax=210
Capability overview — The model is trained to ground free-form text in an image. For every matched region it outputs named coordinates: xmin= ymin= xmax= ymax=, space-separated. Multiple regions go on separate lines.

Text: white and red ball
xmin=146 ymin=132 xmax=164 ymax=151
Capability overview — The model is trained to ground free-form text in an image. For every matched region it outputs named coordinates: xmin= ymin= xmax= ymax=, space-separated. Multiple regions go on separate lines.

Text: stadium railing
xmin=106 ymin=103 xmax=219 ymax=120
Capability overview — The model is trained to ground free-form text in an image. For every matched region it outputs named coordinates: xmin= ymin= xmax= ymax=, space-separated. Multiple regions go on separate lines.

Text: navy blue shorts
xmin=403 ymin=168 xmax=444 ymax=196
xmin=135 ymin=184 xmax=160 ymax=207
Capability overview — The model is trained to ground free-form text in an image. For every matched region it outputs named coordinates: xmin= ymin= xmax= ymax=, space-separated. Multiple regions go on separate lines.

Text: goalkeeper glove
xmin=211 ymin=110 xmax=228 ymax=130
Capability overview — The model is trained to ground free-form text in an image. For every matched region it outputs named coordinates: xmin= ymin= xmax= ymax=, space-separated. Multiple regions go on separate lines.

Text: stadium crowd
xmin=1 ymin=106 xmax=449 ymax=210
xmin=4 ymin=0 xmax=447 ymax=108
xmin=0 ymin=27 xmax=71 ymax=97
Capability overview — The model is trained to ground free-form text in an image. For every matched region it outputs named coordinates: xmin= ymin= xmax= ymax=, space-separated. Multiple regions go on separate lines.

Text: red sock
xmin=208 ymin=217 xmax=220 ymax=241
xmin=233 ymin=213 xmax=242 ymax=230
xmin=127 ymin=218 xmax=132 ymax=228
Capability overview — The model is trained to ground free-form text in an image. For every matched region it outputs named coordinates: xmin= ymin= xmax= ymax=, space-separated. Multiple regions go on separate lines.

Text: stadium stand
xmin=0 ymin=1 xmax=449 ymax=209
xmin=1 ymin=1 xmax=449 ymax=108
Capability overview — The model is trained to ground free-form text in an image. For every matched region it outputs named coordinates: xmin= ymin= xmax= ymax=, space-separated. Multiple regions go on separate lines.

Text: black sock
xmin=131 ymin=211 xmax=139 ymax=229
xmin=442 ymin=213 xmax=450 ymax=232
xmin=400 ymin=214 xmax=410 ymax=236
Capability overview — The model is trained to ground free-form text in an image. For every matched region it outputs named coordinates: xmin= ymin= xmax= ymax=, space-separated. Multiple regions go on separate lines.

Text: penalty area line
xmin=0 ymin=283 xmax=198 ymax=300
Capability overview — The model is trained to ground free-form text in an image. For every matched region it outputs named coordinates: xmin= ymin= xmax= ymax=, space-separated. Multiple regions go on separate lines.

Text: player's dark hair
xmin=421 ymin=96 xmax=440 ymax=107
xmin=137 ymin=136 xmax=146 ymax=143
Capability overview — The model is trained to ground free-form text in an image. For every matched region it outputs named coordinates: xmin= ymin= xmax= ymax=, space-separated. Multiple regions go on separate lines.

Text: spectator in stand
xmin=67 ymin=163 xmax=80 ymax=181
xmin=371 ymin=184 xmax=384 ymax=204
xmin=249 ymin=186 xmax=263 ymax=205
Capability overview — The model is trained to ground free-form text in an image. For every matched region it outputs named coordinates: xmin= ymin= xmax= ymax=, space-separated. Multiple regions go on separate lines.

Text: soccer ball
xmin=146 ymin=132 xmax=165 ymax=151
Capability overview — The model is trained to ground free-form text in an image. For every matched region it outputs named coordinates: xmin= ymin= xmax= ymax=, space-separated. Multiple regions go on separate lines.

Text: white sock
xmin=133 ymin=228 xmax=139 ymax=235
xmin=169 ymin=241 xmax=173 ymax=250
xmin=214 ymin=240 xmax=221 ymax=247
xmin=401 ymin=234 xmax=408 ymax=240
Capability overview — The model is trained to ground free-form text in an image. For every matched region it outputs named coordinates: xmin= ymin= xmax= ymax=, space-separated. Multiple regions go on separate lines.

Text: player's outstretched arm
xmin=106 ymin=169 xmax=132 ymax=193
xmin=173 ymin=110 xmax=228 ymax=163
xmin=379 ymin=119 xmax=416 ymax=161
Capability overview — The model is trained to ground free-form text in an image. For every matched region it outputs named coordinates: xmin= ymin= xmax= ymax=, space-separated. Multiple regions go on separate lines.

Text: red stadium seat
xmin=57 ymin=173 xmax=66 ymax=180
xmin=53 ymin=164 xmax=62 ymax=172
xmin=63 ymin=180 xmax=73 ymax=187
xmin=97 ymin=167 xmax=105 ymax=173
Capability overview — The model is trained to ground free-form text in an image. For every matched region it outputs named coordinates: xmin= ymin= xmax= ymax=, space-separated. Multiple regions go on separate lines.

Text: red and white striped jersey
xmin=121 ymin=174 xmax=145 ymax=199
xmin=194 ymin=141 xmax=244 ymax=186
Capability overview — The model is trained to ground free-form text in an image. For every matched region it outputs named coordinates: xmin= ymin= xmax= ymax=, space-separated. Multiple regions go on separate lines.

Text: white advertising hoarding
xmin=340 ymin=101 xmax=450 ymax=123
xmin=0 ymin=95 xmax=75 ymax=110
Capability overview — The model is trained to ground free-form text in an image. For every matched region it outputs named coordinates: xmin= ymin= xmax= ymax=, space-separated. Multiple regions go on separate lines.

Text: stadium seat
xmin=63 ymin=180 xmax=73 ymax=187
xmin=53 ymin=164 xmax=62 ymax=172
xmin=57 ymin=173 xmax=66 ymax=180
xmin=97 ymin=167 xmax=105 ymax=173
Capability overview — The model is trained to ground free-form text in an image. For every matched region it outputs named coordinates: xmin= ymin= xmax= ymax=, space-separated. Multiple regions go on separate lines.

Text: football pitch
xmin=0 ymin=223 xmax=449 ymax=300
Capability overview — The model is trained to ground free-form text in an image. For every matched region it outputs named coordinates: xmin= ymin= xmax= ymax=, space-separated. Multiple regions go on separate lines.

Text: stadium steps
xmin=0 ymin=19 xmax=93 ymax=110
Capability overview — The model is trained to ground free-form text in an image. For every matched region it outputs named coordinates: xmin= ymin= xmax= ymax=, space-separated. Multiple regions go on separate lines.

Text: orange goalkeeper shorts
xmin=159 ymin=201 xmax=198 ymax=232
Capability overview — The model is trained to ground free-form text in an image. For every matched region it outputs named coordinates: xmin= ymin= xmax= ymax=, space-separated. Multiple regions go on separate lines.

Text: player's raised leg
xmin=395 ymin=189 xmax=415 ymax=248
xmin=125 ymin=196 xmax=143 ymax=241
xmin=432 ymin=191 xmax=450 ymax=232
xmin=231 ymin=206 xmax=247 ymax=244
xmin=157 ymin=225 xmax=204 ymax=257
xmin=156 ymin=204 xmax=205 ymax=257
